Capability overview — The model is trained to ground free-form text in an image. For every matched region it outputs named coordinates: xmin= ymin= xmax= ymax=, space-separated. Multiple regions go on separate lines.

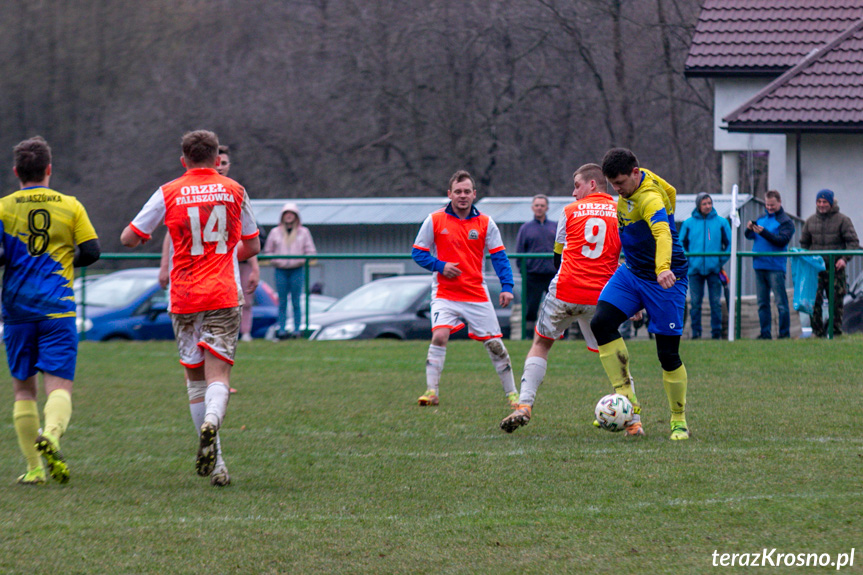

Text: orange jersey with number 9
xmin=548 ymin=192 xmax=621 ymax=305
xmin=128 ymin=168 xmax=259 ymax=314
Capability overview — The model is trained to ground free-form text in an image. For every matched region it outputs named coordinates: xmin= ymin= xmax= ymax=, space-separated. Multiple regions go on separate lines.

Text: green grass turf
xmin=0 ymin=337 xmax=861 ymax=574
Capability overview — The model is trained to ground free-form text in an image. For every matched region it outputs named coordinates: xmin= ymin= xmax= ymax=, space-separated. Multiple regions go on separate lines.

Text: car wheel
xmin=103 ymin=334 xmax=132 ymax=341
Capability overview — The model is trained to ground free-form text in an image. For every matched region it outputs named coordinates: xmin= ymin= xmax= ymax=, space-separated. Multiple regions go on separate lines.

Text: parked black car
xmin=307 ymin=274 xmax=521 ymax=340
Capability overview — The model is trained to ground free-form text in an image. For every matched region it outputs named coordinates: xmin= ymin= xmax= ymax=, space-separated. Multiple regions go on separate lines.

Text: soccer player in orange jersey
xmin=121 ymin=131 xmax=260 ymax=486
xmin=500 ymin=164 xmax=621 ymax=433
xmin=411 ymin=170 xmax=518 ymax=408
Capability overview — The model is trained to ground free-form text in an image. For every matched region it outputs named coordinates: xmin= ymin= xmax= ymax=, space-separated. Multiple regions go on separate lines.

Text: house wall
xmin=714 ymin=77 xmax=789 ymax=206
xmin=797 ymin=133 xmax=863 ymax=237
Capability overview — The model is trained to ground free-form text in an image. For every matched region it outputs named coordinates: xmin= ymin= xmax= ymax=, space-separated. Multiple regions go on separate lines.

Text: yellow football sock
xmin=14 ymin=400 xmax=42 ymax=471
xmin=598 ymin=338 xmax=639 ymax=410
xmin=662 ymin=364 xmax=687 ymax=423
xmin=43 ymin=389 xmax=72 ymax=441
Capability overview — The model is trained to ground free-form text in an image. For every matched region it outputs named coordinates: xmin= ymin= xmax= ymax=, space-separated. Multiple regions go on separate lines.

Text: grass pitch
xmin=0 ymin=337 xmax=861 ymax=574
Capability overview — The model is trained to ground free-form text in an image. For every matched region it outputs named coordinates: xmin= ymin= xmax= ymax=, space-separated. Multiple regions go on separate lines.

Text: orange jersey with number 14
xmin=548 ymin=192 xmax=620 ymax=305
xmin=128 ymin=168 xmax=259 ymax=314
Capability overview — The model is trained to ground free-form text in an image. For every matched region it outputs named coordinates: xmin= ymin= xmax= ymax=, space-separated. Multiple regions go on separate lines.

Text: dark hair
xmin=765 ymin=189 xmax=781 ymax=202
xmin=13 ymin=136 xmax=51 ymax=184
xmin=573 ymin=163 xmax=605 ymax=187
xmin=181 ymin=130 xmax=219 ymax=166
xmin=601 ymin=148 xmax=639 ymax=179
xmin=218 ymin=144 xmax=230 ymax=157
xmin=448 ymin=169 xmax=476 ymax=191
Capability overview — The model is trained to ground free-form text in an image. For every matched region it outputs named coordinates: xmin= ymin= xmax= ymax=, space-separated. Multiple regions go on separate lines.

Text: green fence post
xmin=520 ymin=256 xmax=528 ymax=341
xmin=304 ymin=257 xmax=311 ymax=337
xmin=79 ymin=267 xmax=88 ymax=342
xmin=735 ymin=252 xmax=743 ymax=341
xmin=827 ymin=253 xmax=835 ymax=340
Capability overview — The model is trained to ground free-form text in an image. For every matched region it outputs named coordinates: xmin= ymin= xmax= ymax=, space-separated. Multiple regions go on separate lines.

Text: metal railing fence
xmin=79 ymin=250 xmax=863 ymax=341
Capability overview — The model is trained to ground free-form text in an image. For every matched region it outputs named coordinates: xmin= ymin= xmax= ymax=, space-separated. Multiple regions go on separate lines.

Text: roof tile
xmin=724 ymin=22 xmax=863 ymax=129
xmin=686 ymin=0 xmax=863 ymax=73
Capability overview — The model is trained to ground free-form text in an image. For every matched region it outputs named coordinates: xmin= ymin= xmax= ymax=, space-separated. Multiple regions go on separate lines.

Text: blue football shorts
xmin=3 ymin=317 xmax=78 ymax=381
xmin=598 ymin=265 xmax=688 ymax=336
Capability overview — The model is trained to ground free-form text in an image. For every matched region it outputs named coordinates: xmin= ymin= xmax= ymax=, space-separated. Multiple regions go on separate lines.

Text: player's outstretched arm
xmin=120 ymin=225 xmax=145 ymax=248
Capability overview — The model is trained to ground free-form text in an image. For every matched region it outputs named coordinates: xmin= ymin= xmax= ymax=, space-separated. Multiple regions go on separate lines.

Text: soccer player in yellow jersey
xmin=590 ymin=148 xmax=690 ymax=440
xmin=0 ymin=137 xmax=101 ymax=484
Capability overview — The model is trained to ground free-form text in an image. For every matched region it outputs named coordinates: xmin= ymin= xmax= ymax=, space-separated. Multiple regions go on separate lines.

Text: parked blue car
xmin=77 ymin=268 xmax=334 ymax=341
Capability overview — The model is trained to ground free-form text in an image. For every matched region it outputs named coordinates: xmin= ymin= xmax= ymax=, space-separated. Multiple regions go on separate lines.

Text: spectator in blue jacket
xmin=680 ymin=192 xmax=731 ymax=339
xmin=744 ymin=190 xmax=795 ymax=339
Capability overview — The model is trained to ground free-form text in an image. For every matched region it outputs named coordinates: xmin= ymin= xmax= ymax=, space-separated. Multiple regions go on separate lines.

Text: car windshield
xmin=327 ymin=279 xmax=429 ymax=313
xmin=81 ymin=275 xmax=156 ymax=307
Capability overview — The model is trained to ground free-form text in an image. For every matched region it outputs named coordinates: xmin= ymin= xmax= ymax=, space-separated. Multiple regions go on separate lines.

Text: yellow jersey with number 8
xmin=0 ymin=187 xmax=98 ymax=323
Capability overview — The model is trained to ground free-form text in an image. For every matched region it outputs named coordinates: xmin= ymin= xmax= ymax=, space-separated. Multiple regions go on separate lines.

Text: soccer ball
xmin=594 ymin=393 xmax=633 ymax=432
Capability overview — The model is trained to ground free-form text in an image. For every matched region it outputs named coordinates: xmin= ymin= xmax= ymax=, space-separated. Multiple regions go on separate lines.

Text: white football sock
xmin=204 ymin=381 xmax=230 ymax=429
xmin=484 ymin=338 xmax=516 ymax=395
xmin=189 ymin=401 xmax=206 ymax=432
xmin=425 ymin=344 xmax=446 ymax=391
xmin=518 ymin=357 xmax=547 ymax=406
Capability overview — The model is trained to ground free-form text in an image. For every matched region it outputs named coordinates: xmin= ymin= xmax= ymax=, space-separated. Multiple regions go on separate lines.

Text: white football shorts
xmin=170 ymin=306 xmax=242 ymax=368
xmin=430 ymin=298 xmax=502 ymax=341
xmin=535 ymin=294 xmax=599 ymax=352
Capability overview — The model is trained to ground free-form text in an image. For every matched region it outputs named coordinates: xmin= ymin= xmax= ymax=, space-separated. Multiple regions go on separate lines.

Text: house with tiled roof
xmin=686 ymin=0 xmax=863 ymax=235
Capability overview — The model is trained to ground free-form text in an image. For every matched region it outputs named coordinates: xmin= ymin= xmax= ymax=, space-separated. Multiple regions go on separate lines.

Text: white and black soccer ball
xmin=594 ymin=393 xmax=633 ymax=432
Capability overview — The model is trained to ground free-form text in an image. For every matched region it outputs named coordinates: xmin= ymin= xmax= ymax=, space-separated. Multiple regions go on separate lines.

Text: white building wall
xmin=714 ymin=78 xmax=788 ymax=199
xmin=798 ymin=133 xmax=863 ymax=237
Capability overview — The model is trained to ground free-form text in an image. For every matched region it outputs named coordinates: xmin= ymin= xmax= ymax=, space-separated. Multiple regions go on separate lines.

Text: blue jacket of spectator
xmin=744 ymin=206 xmax=795 ymax=271
xmin=679 ymin=195 xmax=731 ymax=276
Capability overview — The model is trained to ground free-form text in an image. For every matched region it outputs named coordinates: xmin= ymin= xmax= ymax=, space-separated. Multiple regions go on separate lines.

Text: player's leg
xmin=641 ymin=275 xmax=690 ymax=440
xmin=13 ymin=376 xmax=45 ymax=484
xmin=501 ymin=296 xmax=577 ymax=433
xmin=37 ymin=374 xmax=73 ymax=483
xmin=34 ymin=318 xmax=78 ymax=483
xmin=590 ymin=301 xmax=644 ymax=435
xmin=419 ymin=300 xmax=461 ymax=406
xmin=5 ymin=322 xmax=45 ymax=484
xmin=655 ymin=334 xmax=689 ymax=440
xmin=463 ymin=301 xmax=517 ymax=405
xmin=197 ymin=306 xmax=241 ymax=481
xmin=591 ymin=269 xmax=644 ymax=435
xmin=500 ymin=335 xmax=551 ymax=433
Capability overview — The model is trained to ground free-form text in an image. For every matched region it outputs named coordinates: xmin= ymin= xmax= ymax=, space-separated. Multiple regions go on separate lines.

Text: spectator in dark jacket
xmin=680 ymin=192 xmax=731 ymax=339
xmin=800 ymin=189 xmax=860 ymax=337
xmin=745 ymin=190 xmax=795 ymax=339
xmin=516 ymin=195 xmax=557 ymax=327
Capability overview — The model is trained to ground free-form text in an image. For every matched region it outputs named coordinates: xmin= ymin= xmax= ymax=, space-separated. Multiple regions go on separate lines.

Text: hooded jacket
xmin=679 ymin=194 xmax=731 ymax=276
xmin=263 ymin=202 xmax=317 ymax=269
xmin=800 ymin=202 xmax=859 ymax=266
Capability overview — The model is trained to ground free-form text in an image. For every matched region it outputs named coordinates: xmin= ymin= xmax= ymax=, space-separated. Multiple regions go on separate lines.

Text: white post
xmin=728 ymin=184 xmax=740 ymax=342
